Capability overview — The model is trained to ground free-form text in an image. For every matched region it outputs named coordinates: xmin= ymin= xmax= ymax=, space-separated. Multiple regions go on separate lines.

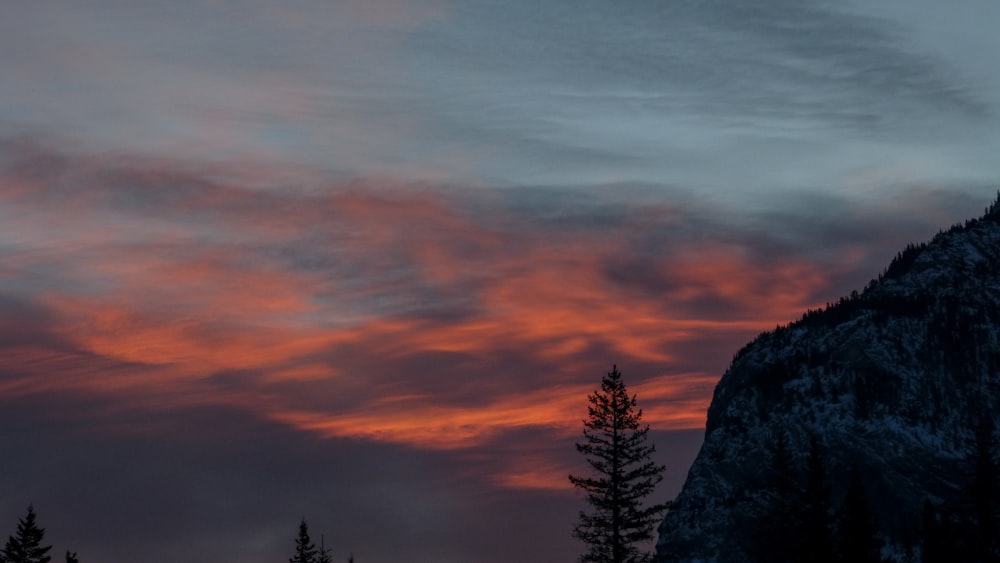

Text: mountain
xmin=656 ymin=197 xmax=1000 ymax=562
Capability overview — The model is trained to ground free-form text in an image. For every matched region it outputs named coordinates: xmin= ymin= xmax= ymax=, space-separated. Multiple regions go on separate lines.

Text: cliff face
xmin=656 ymin=200 xmax=1000 ymax=562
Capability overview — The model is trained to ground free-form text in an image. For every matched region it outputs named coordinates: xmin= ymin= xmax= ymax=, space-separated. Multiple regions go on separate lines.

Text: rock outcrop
xmin=657 ymin=198 xmax=1000 ymax=562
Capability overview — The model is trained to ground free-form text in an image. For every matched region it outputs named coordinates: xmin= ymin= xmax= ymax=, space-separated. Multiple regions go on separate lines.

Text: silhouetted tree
xmin=969 ymin=415 xmax=1000 ymax=561
xmin=745 ymin=431 xmax=805 ymax=563
xmin=835 ymin=466 xmax=882 ymax=563
xmin=569 ymin=365 xmax=668 ymax=563
xmin=64 ymin=552 xmax=78 ymax=563
xmin=317 ymin=534 xmax=332 ymax=563
xmin=800 ymin=436 xmax=834 ymax=563
xmin=749 ymin=434 xmax=836 ymax=563
xmin=921 ymin=501 xmax=947 ymax=563
xmin=290 ymin=519 xmax=318 ymax=563
xmin=2 ymin=505 xmax=52 ymax=563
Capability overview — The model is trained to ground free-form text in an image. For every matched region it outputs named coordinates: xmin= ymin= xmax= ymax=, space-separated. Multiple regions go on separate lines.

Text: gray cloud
xmin=0 ymin=126 xmax=995 ymax=561
xmin=3 ymin=1 xmax=999 ymax=192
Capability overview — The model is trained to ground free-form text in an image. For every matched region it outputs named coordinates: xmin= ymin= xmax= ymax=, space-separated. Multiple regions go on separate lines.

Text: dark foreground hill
xmin=656 ymin=197 xmax=1000 ymax=562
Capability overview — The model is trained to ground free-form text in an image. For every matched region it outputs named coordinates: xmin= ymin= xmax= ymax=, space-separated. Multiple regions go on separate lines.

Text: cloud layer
xmin=0 ymin=139 xmax=992 ymax=561
xmin=3 ymin=1 xmax=1000 ymax=192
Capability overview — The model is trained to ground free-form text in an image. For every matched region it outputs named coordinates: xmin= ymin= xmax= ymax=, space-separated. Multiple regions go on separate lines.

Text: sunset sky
xmin=2 ymin=2 xmax=1000 ymax=562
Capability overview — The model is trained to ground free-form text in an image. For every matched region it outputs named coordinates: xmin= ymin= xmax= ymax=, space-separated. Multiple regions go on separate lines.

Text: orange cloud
xmin=263 ymin=371 xmax=718 ymax=452
xmin=0 ymin=147 xmax=887 ymax=490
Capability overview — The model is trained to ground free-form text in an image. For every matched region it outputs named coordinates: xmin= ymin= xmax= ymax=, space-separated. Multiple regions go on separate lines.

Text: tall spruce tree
xmin=920 ymin=501 xmax=951 ymax=563
xmin=569 ymin=365 xmax=669 ymax=563
xmin=2 ymin=505 xmax=52 ymax=563
xmin=835 ymin=466 xmax=882 ymax=563
xmin=289 ymin=519 xmax=318 ymax=563
xmin=969 ymin=414 xmax=1000 ymax=561
xmin=746 ymin=431 xmax=803 ymax=563
xmin=800 ymin=436 xmax=834 ymax=563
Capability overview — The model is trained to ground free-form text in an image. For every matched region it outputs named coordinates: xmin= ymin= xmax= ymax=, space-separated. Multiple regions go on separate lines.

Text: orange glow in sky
xmin=0 ymin=145 xmax=892 ymax=492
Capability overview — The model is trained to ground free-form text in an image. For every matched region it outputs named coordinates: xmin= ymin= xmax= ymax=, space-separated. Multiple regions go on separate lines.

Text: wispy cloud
xmin=1 ymin=140 xmax=981 ymax=487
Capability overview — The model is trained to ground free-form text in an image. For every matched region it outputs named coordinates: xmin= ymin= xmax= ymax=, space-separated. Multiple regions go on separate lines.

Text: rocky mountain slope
xmin=656 ymin=198 xmax=1000 ymax=562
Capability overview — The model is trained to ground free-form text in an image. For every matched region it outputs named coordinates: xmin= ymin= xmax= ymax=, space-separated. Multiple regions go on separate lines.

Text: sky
xmin=1 ymin=1 xmax=999 ymax=562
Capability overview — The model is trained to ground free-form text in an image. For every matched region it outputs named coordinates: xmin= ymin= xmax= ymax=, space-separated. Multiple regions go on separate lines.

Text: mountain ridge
xmin=656 ymin=194 xmax=1000 ymax=562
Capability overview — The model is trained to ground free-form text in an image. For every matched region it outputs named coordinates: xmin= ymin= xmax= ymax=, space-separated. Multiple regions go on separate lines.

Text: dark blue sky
xmin=0 ymin=1 xmax=998 ymax=561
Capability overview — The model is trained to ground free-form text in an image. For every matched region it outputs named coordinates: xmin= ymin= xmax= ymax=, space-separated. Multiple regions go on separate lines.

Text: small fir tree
xmin=569 ymin=365 xmax=669 ymax=563
xmin=317 ymin=534 xmax=332 ymax=563
xmin=64 ymin=552 xmax=78 ymax=563
xmin=2 ymin=505 xmax=52 ymax=563
xmin=289 ymin=519 xmax=318 ymax=563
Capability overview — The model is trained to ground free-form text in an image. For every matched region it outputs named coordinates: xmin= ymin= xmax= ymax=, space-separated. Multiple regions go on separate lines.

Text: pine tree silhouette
xmin=2 ymin=505 xmax=52 ymax=563
xmin=289 ymin=519 xmax=318 ymax=563
xmin=317 ymin=533 xmax=332 ymax=563
xmin=569 ymin=365 xmax=669 ymax=563
xmin=971 ymin=415 xmax=1000 ymax=560
xmin=800 ymin=436 xmax=834 ymax=563
xmin=835 ymin=466 xmax=882 ymax=563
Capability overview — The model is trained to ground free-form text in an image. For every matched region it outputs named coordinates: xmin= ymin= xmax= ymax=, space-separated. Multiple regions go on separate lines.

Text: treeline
xmin=736 ymin=421 xmax=1000 ymax=563
xmin=727 ymin=192 xmax=1000 ymax=371
xmin=919 ymin=415 xmax=1000 ymax=562
xmin=0 ymin=507 xmax=353 ymax=563
xmin=735 ymin=436 xmax=883 ymax=563
xmin=0 ymin=505 xmax=77 ymax=563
